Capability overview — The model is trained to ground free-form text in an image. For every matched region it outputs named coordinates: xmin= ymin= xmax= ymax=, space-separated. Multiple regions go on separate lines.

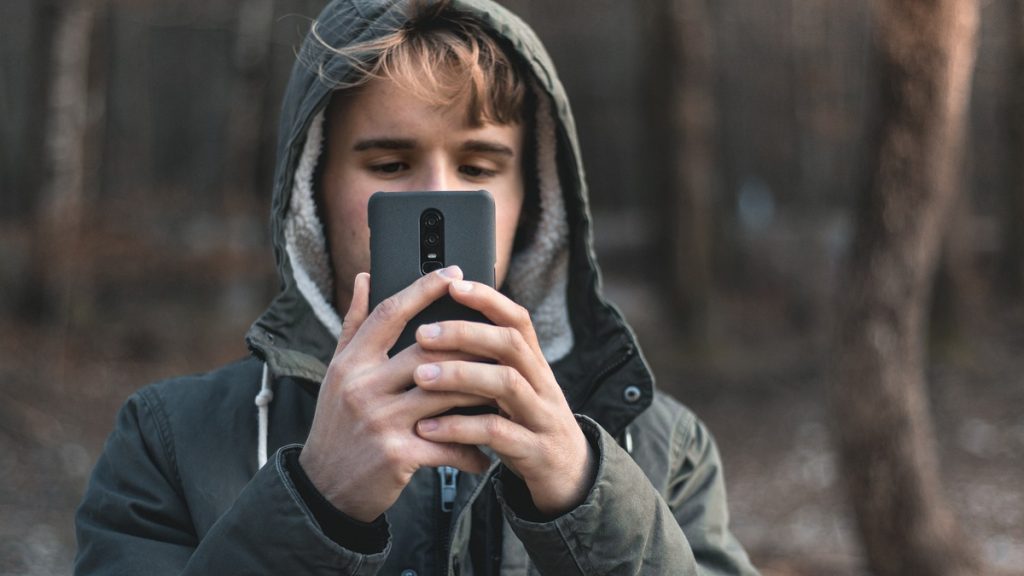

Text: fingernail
xmin=419 ymin=323 xmax=441 ymax=339
xmin=453 ymin=280 xmax=473 ymax=293
xmin=417 ymin=363 xmax=440 ymax=381
xmin=418 ymin=419 xmax=439 ymax=433
xmin=438 ymin=265 xmax=462 ymax=279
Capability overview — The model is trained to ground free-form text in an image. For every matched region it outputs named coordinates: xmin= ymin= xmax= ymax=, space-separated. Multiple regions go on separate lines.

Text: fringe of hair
xmin=307 ymin=1 xmax=526 ymax=126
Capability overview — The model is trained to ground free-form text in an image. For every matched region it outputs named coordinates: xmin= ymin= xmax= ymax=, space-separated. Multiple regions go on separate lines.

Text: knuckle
xmin=323 ymin=362 xmax=346 ymax=386
xmin=513 ymin=304 xmax=532 ymax=327
xmin=439 ymin=361 xmax=459 ymax=383
xmin=502 ymin=326 xmax=527 ymax=354
xmin=337 ymin=375 xmax=368 ymax=404
xmin=339 ymin=316 xmax=360 ymax=340
xmin=337 ymin=383 xmax=364 ymax=412
xmin=371 ymin=295 xmax=403 ymax=324
xmin=501 ymin=366 xmax=522 ymax=396
xmin=427 ymin=269 xmax=449 ymax=288
xmin=379 ymin=434 xmax=407 ymax=467
xmin=484 ymin=415 xmax=504 ymax=438
xmin=363 ymin=407 xmax=389 ymax=434
xmin=447 ymin=321 xmax=468 ymax=341
xmin=442 ymin=417 xmax=460 ymax=434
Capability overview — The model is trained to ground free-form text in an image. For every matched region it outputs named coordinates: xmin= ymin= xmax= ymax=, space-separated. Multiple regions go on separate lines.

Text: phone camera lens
xmin=424 ymin=232 xmax=440 ymax=247
xmin=423 ymin=211 xmax=442 ymax=228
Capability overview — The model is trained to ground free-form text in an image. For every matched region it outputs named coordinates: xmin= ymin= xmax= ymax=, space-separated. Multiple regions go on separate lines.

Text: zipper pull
xmin=438 ymin=466 xmax=459 ymax=513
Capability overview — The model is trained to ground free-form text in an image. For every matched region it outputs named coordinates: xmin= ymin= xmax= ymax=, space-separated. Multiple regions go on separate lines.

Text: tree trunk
xmin=42 ymin=0 xmax=97 ymax=237
xmin=665 ymin=0 xmax=718 ymax=351
xmin=225 ymin=0 xmax=274 ymax=211
xmin=1004 ymin=0 xmax=1024 ymax=299
xmin=23 ymin=0 xmax=101 ymax=321
xmin=218 ymin=0 xmax=275 ymax=322
xmin=930 ymin=190 xmax=983 ymax=355
xmin=832 ymin=0 xmax=982 ymax=574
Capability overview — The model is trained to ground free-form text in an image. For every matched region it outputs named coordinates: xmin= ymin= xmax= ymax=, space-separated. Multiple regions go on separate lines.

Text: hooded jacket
xmin=74 ymin=1 xmax=758 ymax=574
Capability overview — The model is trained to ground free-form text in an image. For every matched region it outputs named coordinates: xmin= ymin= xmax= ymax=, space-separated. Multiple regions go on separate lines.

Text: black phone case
xmin=368 ymin=190 xmax=496 ymax=356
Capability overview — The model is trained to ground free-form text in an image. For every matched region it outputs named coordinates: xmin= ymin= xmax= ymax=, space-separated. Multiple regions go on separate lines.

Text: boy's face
xmin=320 ymin=77 xmax=525 ymax=313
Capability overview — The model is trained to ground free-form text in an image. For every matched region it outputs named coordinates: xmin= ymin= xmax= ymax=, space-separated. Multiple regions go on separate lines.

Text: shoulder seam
xmin=136 ymin=388 xmax=187 ymax=498
xmin=668 ymin=402 xmax=697 ymax=478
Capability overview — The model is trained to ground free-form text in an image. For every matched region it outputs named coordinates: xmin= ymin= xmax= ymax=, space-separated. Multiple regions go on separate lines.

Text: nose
xmin=415 ymin=156 xmax=470 ymax=191
xmin=419 ymin=160 xmax=453 ymax=191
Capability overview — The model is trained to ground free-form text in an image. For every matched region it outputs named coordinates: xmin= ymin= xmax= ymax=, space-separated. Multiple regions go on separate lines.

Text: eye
xmin=370 ymin=162 xmax=407 ymax=174
xmin=459 ymin=165 xmax=496 ymax=178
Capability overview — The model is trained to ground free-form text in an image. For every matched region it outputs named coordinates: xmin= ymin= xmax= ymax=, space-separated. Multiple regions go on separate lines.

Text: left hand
xmin=412 ymin=279 xmax=594 ymax=517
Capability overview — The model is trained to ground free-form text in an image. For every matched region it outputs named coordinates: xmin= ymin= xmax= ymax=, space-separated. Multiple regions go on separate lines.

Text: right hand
xmin=298 ymin=266 xmax=493 ymax=522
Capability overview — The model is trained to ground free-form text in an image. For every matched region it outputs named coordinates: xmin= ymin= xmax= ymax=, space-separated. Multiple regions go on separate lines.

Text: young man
xmin=75 ymin=1 xmax=759 ymax=574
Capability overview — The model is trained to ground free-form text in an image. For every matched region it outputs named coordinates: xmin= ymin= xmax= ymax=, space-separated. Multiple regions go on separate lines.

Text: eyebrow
xmin=460 ymin=140 xmax=516 ymax=157
xmin=353 ymin=138 xmax=416 ymax=152
xmin=352 ymin=137 xmax=515 ymax=157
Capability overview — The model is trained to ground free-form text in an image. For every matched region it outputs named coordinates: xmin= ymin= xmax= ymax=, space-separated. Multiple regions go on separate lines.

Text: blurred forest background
xmin=1 ymin=0 xmax=1023 ymax=575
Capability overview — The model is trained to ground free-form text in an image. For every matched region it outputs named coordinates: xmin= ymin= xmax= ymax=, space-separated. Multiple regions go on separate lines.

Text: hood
xmin=246 ymin=0 xmax=653 ymax=436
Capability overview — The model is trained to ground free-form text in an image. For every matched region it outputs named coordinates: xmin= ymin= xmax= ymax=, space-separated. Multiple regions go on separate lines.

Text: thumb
xmin=336 ymin=272 xmax=370 ymax=354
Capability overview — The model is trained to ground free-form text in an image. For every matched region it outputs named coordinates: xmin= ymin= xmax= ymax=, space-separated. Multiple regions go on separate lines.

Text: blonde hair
xmin=312 ymin=1 xmax=528 ymax=126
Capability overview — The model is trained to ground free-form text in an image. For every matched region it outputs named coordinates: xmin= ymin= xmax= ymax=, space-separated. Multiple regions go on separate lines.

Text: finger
xmin=388 ymin=385 xmax=498 ymax=421
xmin=351 ymin=265 xmax=463 ymax=354
xmin=416 ymin=414 xmax=534 ymax=462
xmin=413 ymin=438 xmax=492 ymax=474
xmin=335 ymin=272 xmax=371 ymax=355
xmin=415 ymin=320 xmax=547 ymax=388
xmin=447 ymin=280 xmax=541 ymax=354
xmin=365 ymin=344 xmax=480 ymax=394
xmin=413 ymin=361 xmax=533 ymax=419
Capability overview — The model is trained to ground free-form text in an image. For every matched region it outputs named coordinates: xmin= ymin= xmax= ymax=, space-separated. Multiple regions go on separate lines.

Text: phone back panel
xmin=368 ymin=190 xmax=496 ymax=355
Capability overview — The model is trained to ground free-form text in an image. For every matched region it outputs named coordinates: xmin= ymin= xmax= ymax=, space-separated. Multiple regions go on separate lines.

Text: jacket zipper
xmin=437 ymin=465 xmax=459 ymax=575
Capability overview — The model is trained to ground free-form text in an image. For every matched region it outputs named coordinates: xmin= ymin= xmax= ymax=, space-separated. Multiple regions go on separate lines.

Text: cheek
xmin=493 ymin=188 xmax=525 ymax=287
xmin=495 ymin=198 xmax=522 ymax=249
xmin=326 ymin=179 xmax=371 ymax=235
xmin=322 ymin=185 xmax=372 ymax=271
xmin=336 ymin=203 xmax=370 ymax=259
xmin=340 ymin=202 xmax=368 ymax=235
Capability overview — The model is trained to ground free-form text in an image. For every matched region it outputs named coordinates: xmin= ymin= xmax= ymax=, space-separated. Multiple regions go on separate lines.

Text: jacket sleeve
xmin=74 ymin=390 xmax=390 ymax=576
xmin=494 ymin=415 xmax=759 ymax=576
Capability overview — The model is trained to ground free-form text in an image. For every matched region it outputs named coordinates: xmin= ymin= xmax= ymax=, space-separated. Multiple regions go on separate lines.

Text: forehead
xmin=326 ymin=78 xmax=523 ymax=146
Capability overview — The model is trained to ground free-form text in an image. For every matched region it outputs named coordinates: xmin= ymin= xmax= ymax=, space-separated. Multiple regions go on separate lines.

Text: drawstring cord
xmin=620 ymin=425 xmax=634 ymax=455
xmin=255 ymin=363 xmax=275 ymax=468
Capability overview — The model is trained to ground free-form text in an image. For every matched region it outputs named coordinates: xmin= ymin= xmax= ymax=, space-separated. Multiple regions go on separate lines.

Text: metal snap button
xmin=623 ymin=385 xmax=642 ymax=403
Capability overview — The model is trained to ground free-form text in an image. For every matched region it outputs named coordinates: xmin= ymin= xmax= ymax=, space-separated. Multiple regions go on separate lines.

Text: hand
xmin=412 ymin=280 xmax=595 ymax=517
xmin=299 ymin=267 xmax=493 ymax=522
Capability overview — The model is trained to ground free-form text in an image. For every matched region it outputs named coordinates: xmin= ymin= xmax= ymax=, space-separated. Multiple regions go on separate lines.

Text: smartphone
xmin=368 ymin=190 xmax=496 ymax=357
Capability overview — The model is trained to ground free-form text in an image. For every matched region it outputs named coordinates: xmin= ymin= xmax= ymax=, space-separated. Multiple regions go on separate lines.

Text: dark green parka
xmin=74 ymin=1 xmax=759 ymax=574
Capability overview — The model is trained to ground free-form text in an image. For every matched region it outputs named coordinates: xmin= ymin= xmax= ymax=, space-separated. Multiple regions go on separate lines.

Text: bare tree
xmin=225 ymin=0 xmax=274 ymax=211
xmin=832 ymin=0 xmax=983 ymax=575
xmin=42 ymin=0 xmax=96 ymax=242
xmin=1005 ymin=0 xmax=1024 ymax=299
xmin=24 ymin=0 xmax=104 ymax=323
xmin=662 ymin=0 xmax=718 ymax=350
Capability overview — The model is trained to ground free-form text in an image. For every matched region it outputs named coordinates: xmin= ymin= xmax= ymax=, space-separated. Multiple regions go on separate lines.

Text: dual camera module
xmin=419 ymin=209 xmax=445 ymax=275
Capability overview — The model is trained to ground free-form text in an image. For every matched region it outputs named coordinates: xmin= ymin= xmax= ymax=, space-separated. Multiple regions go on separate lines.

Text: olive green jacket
xmin=74 ymin=1 xmax=758 ymax=574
